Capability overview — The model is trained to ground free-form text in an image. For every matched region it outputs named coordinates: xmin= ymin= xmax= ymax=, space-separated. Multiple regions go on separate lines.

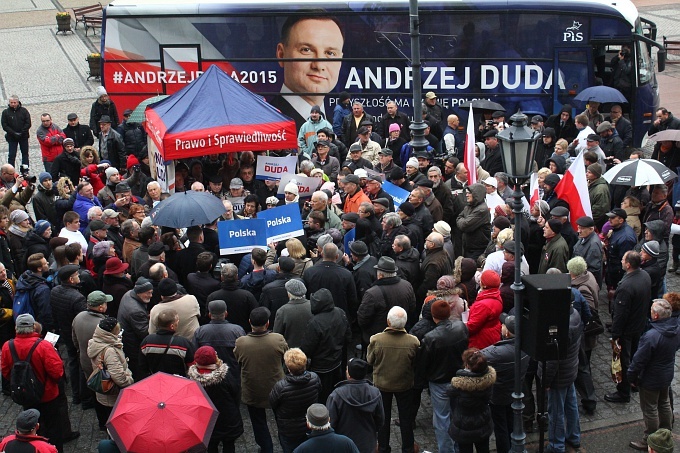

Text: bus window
xmin=637 ymin=41 xmax=653 ymax=85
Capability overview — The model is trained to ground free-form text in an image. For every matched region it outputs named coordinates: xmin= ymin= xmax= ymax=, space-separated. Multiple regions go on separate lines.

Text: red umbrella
xmin=106 ymin=372 xmax=218 ymax=453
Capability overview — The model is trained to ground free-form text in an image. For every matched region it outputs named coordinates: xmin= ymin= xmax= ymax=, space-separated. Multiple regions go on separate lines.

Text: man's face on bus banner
xmin=276 ymin=18 xmax=344 ymax=95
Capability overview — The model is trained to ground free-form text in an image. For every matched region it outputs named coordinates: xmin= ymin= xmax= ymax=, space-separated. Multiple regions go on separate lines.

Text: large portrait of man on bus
xmin=269 ymin=13 xmax=345 ymax=129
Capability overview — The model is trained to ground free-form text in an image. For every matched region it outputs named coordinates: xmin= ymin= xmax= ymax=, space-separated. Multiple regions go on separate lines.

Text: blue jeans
xmin=429 ymin=381 xmax=457 ymax=453
xmin=7 ymin=138 xmax=29 ymax=167
xmin=547 ymin=384 xmax=580 ymax=452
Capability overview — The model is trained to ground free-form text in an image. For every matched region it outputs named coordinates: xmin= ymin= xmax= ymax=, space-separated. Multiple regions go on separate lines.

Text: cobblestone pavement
xmin=1 ymin=0 xmax=680 ymax=452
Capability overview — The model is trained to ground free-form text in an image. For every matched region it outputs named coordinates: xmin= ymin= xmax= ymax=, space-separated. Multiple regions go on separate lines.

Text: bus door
xmin=552 ymin=48 xmax=590 ymax=115
xmin=159 ymin=45 xmax=202 ymax=95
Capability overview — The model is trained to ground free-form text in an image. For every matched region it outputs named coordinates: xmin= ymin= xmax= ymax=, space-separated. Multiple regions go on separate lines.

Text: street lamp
xmin=408 ymin=0 xmax=429 ymax=152
xmin=496 ymin=112 xmax=540 ymax=453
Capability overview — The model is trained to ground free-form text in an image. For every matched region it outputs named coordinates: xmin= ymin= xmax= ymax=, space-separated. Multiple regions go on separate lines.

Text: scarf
xmin=8 ymin=224 xmax=29 ymax=238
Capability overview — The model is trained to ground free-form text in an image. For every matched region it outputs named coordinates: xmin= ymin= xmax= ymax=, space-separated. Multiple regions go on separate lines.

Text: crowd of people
xmin=0 ymin=87 xmax=679 ymax=453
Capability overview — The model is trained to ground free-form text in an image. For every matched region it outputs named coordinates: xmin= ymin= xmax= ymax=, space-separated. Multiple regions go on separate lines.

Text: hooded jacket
xmin=269 ymin=371 xmax=322 ymax=438
xmin=546 ymin=154 xmax=566 ymax=175
xmin=456 ymin=183 xmax=491 ymax=260
xmin=298 ymin=115 xmax=333 ymax=157
xmin=23 ymin=231 xmax=51 ymax=270
xmin=642 ymin=199 xmax=673 ymax=244
xmin=467 ymin=287 xmax=503 ymax=350
xmin=628 ymin=316 xmax=680 ymax=390
xmin=87 ymin=325 xmax=134 ymax=406
xmin=300 ymin=289 xmax=352 ymax=373
xmin=588 ymin=177 xmax=611 ymax=227
xmin=32 ymin=182 xmax=57 ymax=226
xmin=638 ymin=219 xmax=669 ymax=272
xmin=16 ymin=271 xmax=54 ymax=332
xmin=448 ymin=366 xmax=497 ymax=444
xmin=188 ymin=361 xmax=244 ymax=440
xmin=327 ymin=379 xmax=385 ymax=453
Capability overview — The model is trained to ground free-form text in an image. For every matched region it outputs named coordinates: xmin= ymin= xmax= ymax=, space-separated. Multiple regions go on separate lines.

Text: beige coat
xmin=149 ymin=294 xmax=201 ymax=341
xmin=87 ymin=326 xmax=134 ymax=407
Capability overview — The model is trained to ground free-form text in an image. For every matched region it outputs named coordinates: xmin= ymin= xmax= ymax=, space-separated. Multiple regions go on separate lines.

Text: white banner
xmin=256 ymin=155 xmax=298 ymax=181
xmin=277 ymin=174 xmax=322 ymax=198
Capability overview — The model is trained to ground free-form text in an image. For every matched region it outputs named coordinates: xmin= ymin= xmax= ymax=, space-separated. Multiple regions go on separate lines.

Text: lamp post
xmin=408 ymin=0 xmax=429 ymax=152
xmin=496 ymin=112 xmax=540 ymax=453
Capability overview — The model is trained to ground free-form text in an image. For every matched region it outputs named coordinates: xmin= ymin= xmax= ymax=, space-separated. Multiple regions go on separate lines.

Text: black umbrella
xmin=458 ymin=99 xmax=505 ymax=111
xmin=149 ymin=190 xmax=226 ymax=228
xmin=603 ymin=159 xmax=677 ymax=186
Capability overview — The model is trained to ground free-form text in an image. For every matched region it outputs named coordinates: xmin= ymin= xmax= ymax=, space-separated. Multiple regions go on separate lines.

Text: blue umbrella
xmin=574 ymin=86 xmax=627 ymax=104
xmin=149 ymin=190 xmax=226 ymax=228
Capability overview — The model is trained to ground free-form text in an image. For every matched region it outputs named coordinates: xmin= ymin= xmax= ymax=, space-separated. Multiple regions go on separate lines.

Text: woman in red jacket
xmin=467 ymin=270 xmax=503 ymax=349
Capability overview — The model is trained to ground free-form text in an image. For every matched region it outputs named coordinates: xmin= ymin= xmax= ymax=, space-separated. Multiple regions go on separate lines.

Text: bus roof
xmin=107 ymin=0 xmax=639 ymax=30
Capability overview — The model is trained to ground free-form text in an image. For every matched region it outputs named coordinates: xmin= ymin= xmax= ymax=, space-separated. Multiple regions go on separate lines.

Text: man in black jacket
xmin=300 ymin=288 xmax=352 ymax=403
xmin=1 ymin=95 xmax=31 ymax=168
xmin=483 ymin=314 xmax=530 ymax=453
xmin=193 ymin=299 xmax=245 ymax=375
xmin=49 ymin=265 xmax=87 ymax=403
xmin=605 ymin=251 xmax=651 ymax=404
xmin=303 ymin=243 xmax=358 ymax=317
xmin=51 ymin=138 xmax=82 ymax=185
xmin=207 ymin=263 xmax=258 ymax=334
xmin=259 ymin=257 xmax=297 ymax=325
xmin=139 ymin=308 xmax=195 ymax=378
xmin=117 ymin=278 xmax=153 ymax=381
xmin=97 ymin=115 xmax=125 ymax=171
xmin=417 ymin=300 xmax=468 ymax=453
xmin=174 ymin=226 xmax=207 ymax=285
xmin=63 ymin=113 xmax=94 ymax=152
xmin=186 ymin=252 xmax=220 ymax=324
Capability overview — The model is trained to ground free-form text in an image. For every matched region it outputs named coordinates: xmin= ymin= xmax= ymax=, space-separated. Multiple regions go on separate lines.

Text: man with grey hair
xmin=367 ymin=305 xmax=420 ymax=453
xmin=2 ymin=94 xmax=31 ymax=168
xmin=305 ymin=190 xmax=342 ymax=230
xmin=393 ymin=234 xmax=420 ymax=286
xmin=627 ymin=298 xmax=680 ymax=451
xmin=379 ymin=212 xmax=409 ymax=259
xmin=299 ymin=159 xmax=315 ymax=177
xmin=494 ymin=172 xmax=513 ymax=201
xmin=304 ymin=243 xmax=357 ymax=316
xmin=1 ymin=314 xmax=67 ymax=451
xmin=206 ymin=263 xmax=258 ymax=333
xmin=190 ymin=181 xmax=205 ymax=192
xmin=295 ymin=404 xmax=359 ymax=451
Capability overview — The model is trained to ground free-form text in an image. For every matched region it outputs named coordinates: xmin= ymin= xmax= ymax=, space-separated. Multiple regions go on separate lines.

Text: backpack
xmin=8 ymin=339 xmax=44 ymax=406
xmin=12 ymin=287 xmax=34 ymax=320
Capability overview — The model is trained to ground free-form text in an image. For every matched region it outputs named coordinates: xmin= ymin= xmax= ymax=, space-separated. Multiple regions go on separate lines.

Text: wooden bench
xmin=84 ymin=15 xmax=103 ymax=36
xmin=664 ymin=36 xmax=680 ymax=65
xmin=72 ymin=3 xmax=102 ymax=30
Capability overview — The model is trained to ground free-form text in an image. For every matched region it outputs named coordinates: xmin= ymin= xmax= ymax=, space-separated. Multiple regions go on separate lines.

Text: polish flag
xmin=464 ymin=105 xmax=477 ymax=185
xmin=554 ymin=150 xmax=592 ymax=229
xmin=529 ymin=173 xmax=539 ymax=206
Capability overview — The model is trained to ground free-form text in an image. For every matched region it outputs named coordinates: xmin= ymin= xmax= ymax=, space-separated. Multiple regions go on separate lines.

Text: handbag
xmin=584 ymin=311 xmax=605 ymax=336
xmin=87 ymin=349 xmax=116 ymax=394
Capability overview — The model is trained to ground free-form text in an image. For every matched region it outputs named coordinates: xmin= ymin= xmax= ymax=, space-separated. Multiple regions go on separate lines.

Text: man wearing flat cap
xmin=295 ymin=403 xmax=359 ymax=452
xmin=73 ymin=290 xmax=111 ymax=405
xmin=365 ymin=174 xmax=395 ymax=212
xmin=50 ymin=264 xmax=87 ymax=404
xmin=327 ymin=358 xmax=384 ymax=453
xmin=194 ymin=299 xmax=245 ymax=374
xmin=550 ymin=206 xmax=578 ymax=253
xmin=312 ymin=140 xmax=340 ymax=182
xmin=0 ymin=408 xmax=57 ymax=452
xmin=97 ymin=114 xmax=125 ymax=172
xmin=1 ymin=314 xmax=66 ymax=451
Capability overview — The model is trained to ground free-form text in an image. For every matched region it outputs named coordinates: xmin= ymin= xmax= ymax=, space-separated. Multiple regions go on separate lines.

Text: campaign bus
xmin=101 ymin=0 xmax=666 ymax=148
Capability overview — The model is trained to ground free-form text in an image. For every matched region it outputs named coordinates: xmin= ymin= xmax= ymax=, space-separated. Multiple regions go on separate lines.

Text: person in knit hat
xmin=294 ymin=404 xmax=359 ymax=452
xmin=187 ymin=344 xmax=244 ymax=453
xmin=427 ymin=275 xmax=467 ymax=321
xmin=90 ymin=86 xmax=119 ymax=136
xmin=647 ymin=428 xmax=674 ymax=453
xmin=467 ymin=270 xmax=503 ymax=350
xmin=538 ymin=218 xmax=570 ymax=273
xmin=273 ymin=279 xmax=312 ymax=348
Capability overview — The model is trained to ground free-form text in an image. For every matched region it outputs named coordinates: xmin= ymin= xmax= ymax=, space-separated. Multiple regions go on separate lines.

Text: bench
xmin=84 ymin=15 xmax=103 ymax=36
xmin=664 ymin=36 xmax=680 ymax=65
xmin=72 ymin=3 xmax=102 ymax=30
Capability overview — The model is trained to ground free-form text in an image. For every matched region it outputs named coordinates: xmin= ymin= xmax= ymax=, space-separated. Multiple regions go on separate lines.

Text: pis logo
xmin=563 ymin=21 xmax=583 ymax=42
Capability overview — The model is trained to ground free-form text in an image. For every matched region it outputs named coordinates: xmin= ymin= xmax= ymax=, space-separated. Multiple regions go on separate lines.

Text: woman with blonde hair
xmin=267 ymin=238 xmax=313 ymax=277
xmin=621 ymin=195 xmax=642 ymax=237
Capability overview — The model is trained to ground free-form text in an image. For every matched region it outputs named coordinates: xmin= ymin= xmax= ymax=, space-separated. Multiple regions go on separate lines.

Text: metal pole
xmin=408 ymin=0 xmax=429 ymax=152
xmin=511 ymin=182 xmax=527 ymax=453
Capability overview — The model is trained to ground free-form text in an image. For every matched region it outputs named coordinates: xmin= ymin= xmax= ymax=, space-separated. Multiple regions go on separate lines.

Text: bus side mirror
xmin=657 ymin=49 xmax=666 ymax=73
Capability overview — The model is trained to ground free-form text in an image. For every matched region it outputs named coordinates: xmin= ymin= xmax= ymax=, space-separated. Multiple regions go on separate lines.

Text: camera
xmin=19 ymin=165 xmax=37 ymax=184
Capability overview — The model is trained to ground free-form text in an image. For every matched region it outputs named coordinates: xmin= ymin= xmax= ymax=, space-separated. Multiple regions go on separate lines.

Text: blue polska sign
xmin=382 ymin=181 xmax=410 ymax=209
xmin=257 ymin=203 xmax=305 ymax=243
xmin=218 ymin=219 xmax=268 ymax=255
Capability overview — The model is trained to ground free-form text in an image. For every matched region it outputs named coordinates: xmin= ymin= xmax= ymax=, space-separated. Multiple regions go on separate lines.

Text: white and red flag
xmin=463 ymin=104 xmax=477 ymax=185
xmin=554 ymin=150 xmax=592 ymax=229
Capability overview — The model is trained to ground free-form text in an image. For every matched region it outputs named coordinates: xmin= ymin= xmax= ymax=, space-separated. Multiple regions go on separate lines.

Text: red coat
xmin=1 ymin=332 xmax=64 ymax=403
xmin=467 ymin=288 xmax=503 ymax=350
xmin=0 ymin=433 xmax=58 ymax=453
xmin=36 ymin=125 xmax=66 ymax=162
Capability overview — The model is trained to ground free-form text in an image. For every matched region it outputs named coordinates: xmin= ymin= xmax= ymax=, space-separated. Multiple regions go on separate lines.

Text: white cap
xmin=406 ymin=157 xmax=419 ymax=168
xmin=284 ymin=181 xmax=299 ymax=195
xmin=354 ymin=169 xmax=368 ymax=178
xmin=483 ymin=176 xmax=498 ymax=188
